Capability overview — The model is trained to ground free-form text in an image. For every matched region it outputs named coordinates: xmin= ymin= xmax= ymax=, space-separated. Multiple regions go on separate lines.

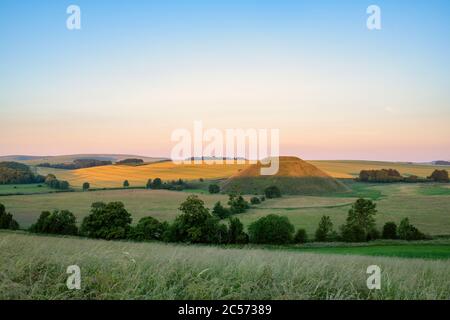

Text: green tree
xmin=248 ymin=214 xmax=295 ymax=244
xmin=212 ymin=201 xmax=231 ymax=219
xmin=123 ymin=180 xmax=130 ymax=188
xmin=146 ymin=179 xmax=152 ymax=189
xmin=340 ymin=199 xmax=378 ymax=242
xmin=428 ymin=170 xmax=449 ymax=182
xmin=152 ymin=178 xmax=163 ymax=189
xmin=208 ymin=184 xmax=220 ymax=194
xmin=82 ymin=182 xmax=90 ymax=191
xmin=227 ymin=217 xmax=248 ymax=244
xmin=129 ymin=216 xmax=168 ymax=241
xmin=315 ymin=215 xmax=334 ymax=242
xmin=382 ymin=222 xmax=398 ymax=239
xmin=29 ymin=210 xmax=78 ymax=235
xmin=166 ymin=195 xmax=227 ymax=244
xmin=0 ymin=203 xmax=19 ymax=230
xmin=294 ymin=229 xmax=308 ymax=244
xmin=228 ymin=194 xmax=250 ymax=214
xmin=264 ymin=186 xmax=281 ymax=199
xmin=80 ymin=202 xmax=132 ymax=240
xmin=398 ymin=218 xmax=426 ymax=240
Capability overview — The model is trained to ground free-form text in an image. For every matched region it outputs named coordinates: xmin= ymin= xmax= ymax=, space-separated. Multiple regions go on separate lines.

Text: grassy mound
xmin=222 ymin=156 xmax=349 ymax=195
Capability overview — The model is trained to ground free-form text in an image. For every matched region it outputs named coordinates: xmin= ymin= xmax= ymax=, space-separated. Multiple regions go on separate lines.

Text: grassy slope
xmin=1 ymin=231 xmax=449 ymax=299
xmin=1 ymin=183 xmax=449 ymax=236
xmin=37 ymin=161 xmax=249 ymax=188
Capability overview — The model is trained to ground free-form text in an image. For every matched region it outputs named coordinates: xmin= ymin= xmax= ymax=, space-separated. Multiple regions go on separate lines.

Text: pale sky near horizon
xmin=1 ymin=0 xmax=449 ymax=161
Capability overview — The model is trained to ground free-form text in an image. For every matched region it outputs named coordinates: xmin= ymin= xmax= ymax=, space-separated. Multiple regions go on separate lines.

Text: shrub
xmin=227 ymin=217 xmax=249 ymax=244
xmin=212 ymin=201 xmax=231 ymax=219
xmin=123 ymin=180 xmax=130 ymax=188
xmin=398 ymin=218 xmax=426 ymax=240
xmin=248 ymin=214 xmax=295 ymax=244
xmin=0 ymin=203 xmax=19 ymax=230
xmin=264 ymin=186 xmax=281 ymax=199
xmin=315 ymin=215 xmax=334 ymax=242
xmin=208 ymin=184 xmax=220 ymax=194
xmin=29 ymin=210 xmax=78 ymax=235
xmin=294 ymin=229 xmax=308 ymax=244
xmin=428 ymin=170 xmax=449 ymax=182
xmin=382 ymin=222 xmax=398 ymax=239
xmin=146 ymin=179 xmax=152 ymax=189
xmin=80 ymin=202 xmax=132 ymax=240
xmin=260 ymin=196 xmax=266 ymax=202
xmin=228 ymin=194 xmax=250 ymax=214
xmin=250 ymin=197 xmax=261 ymax=205
xmin=82 ymin=182 xmax=90 ymax=191
xmin=129 ymin=216 xmax=168 ymax=241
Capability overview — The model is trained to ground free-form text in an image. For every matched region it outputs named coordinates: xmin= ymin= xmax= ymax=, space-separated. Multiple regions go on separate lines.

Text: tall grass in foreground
xmin=0 ymin=232 xmax=449 ymax=300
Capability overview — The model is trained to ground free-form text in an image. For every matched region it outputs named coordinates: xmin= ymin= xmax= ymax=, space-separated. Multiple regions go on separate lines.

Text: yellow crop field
xmin=37 ymin=161 xmax=250 ymax=188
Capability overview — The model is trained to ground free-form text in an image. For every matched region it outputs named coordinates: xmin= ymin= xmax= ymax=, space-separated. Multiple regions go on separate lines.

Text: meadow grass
xmin=1 ymin=231 xmax=449 ymax=300
xmin=0 ymin=183 xmax=54 ymax=196
xmin=1 ymin=183 xmax=449 ymax=237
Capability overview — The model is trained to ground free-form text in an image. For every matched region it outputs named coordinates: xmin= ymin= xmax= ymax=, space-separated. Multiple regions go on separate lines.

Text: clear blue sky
xmin=1 ymin=0 xmax=449 ymax=161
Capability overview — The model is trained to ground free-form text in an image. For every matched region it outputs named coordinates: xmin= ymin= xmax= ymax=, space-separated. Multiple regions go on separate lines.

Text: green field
xmin=289 ymin=243 xmax=450 ymax=259
xmin=1 ymin=182 xmax=449 ymax=237
xmin=0 ymin=231 xmax=449 ymax=300
xmin=0 ymin=183 xmax=54 ymax=196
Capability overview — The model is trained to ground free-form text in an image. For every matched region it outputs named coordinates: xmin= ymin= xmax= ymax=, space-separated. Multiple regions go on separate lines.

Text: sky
xmin=1 ymin=0 xmax=449 ymax=161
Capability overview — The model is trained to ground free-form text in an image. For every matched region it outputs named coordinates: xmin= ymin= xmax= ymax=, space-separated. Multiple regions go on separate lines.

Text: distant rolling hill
xmin=221 ymin=156 xmax=349 ymax=195
xmin=0 ymin=154 xmax=168 ymax=165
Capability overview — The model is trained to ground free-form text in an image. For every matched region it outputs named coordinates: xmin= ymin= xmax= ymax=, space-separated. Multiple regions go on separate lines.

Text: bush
xmin=398 ymin=218 xmax=426 ymax=240
xmin=82 ymin=182 xmax=90 ymax=191
xmin=0 ymin=203 xmax=19 ymax=230
xmin=80 ymin=202 xmax=132 ymax=240
xmin=212 ymin=201 xmax=231 ymax=219
xmin=382 ymin=222 xmax=398 ymax=239
xmin=228 ymin=194 xmax=250 ymax=214
xmin=260 ymin=196 xmax=266 ymax=202
xmin=129 ymin=216 xmax=168 ymax=241
xmin=315 ymin=215 xmax=334 ymax=242
xmin=123 ymin=180 xmax=130 ymax=188
xmin=146 ymin=179 xmax=152 ymax=189
xmin=208 ymin=184 xmax=220 ymax=194
xmin=29 ymin=210 xmax=78 ymax=235
xmin=227 ymin=217 xmax=249 ymax=244
xmin=248 ymin=214 xmax=295 ymax=244
xmin=294 ymin=229 xmax=308 ymax=244
xmin=250 ymin=197 xmax=261 ymax=205
xmin=428 ymin=170 xmax=449 ymax=182
xmin=264 ymin=186 xmax=281 ymax=199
